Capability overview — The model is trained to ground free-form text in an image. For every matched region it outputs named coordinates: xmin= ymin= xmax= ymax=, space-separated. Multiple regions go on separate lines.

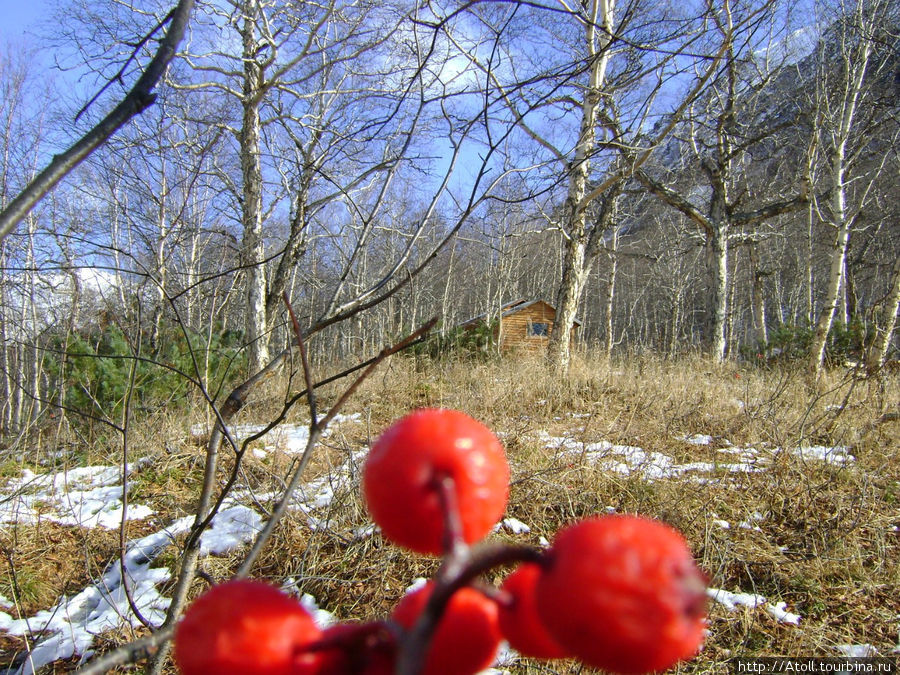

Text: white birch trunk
xmin=604 ymin=233 xmax=618 ymax=360
xmin=240 ymin=0 xmax=269 ymax=373
xmin=750 ymin=248 xmax=767 ymax=345
xmin=707 ymin=225 xmax=729 ymax=362
xmin=866 ymin=249 xmax=900 ymax=372
xmin=547 ymin=0 xmax=613 ymax=371
xmin=809 ymin=27 xmax=872 ymax=373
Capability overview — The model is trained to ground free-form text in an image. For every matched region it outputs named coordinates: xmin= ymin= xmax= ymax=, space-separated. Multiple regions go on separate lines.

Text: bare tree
xmin=443 ymin=0 xmax=736 ymax=370
xmin=637 ymin=0 xmax=812 ymax=361
xmin=807 ymin=0 xmax=895 ymax=373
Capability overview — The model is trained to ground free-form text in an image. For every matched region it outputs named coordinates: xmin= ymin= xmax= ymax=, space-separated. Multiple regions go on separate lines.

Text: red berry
xmin=174 ymin=579 xmax=323 ymax=675
xmin=497 ymin=563 xmax=570 ymax=660
xmin=363 ymin=409 xmax=509 ymax=555
xmin=536 ymin=515 xmax=707 ymax=674
xmin=391 ymin=582 xmax=502 ymax=675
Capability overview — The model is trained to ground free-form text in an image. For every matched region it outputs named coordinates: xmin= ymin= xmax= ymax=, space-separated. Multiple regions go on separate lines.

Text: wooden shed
xmin=460 ymin=299 xmax=580 ymax=352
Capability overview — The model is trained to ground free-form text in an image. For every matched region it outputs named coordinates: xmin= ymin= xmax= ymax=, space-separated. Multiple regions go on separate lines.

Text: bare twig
xmin=118 ymin=317 xmax=153 ymax=629
xmin=284 ymin=291 xmax=318 ymax=427
xmin=74 ymin=627 xmax=175 ymax=675
xmin=0 ymin=0 xmax=196 ymax=242
xmin=236 ymin=317 xmax=438 ymax=577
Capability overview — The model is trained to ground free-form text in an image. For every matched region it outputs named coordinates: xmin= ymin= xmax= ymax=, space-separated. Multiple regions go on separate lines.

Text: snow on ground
xmin=0 ymin=504 xmax=263 ymax=675
xmin=707 ymin=588 xmax=801 ymax=625
xmin=541 ymin=432 xmax=771 ymax=481
xmin=0 ymin=411 xmax=851 ymax=672
xmin=835 ymin=644 xmax=878 ymax=657
xmin=192 ymin=413 xmax=362 ymax=459
xmin=542 ymin=430 xmax=855 ymax=484
xmin=0 ymin=416 xmax=361 ymax=674
xmin=0 ymin=462 xmax=154 ymax=529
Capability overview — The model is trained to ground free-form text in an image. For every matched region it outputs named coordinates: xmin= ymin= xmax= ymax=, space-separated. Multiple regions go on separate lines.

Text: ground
xmin=0 ymin=353 xmax=898 ymax=673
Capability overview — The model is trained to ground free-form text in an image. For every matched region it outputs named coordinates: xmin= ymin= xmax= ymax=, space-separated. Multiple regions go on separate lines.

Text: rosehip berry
xmin=536 ymin=515 xmax=707 ymax=674
xmin=497 ymin=563 xmax=571 ymax=660
xmin=391 ymin=582 xmax=502 ymax=675
xmin=363 ymin=408 xmax=509 ymax=555
xmin=174 ymin=579 xmax=323 ymax=675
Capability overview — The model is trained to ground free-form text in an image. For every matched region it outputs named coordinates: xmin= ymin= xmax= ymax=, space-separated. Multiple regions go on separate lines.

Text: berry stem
xmin=433 ymin=472 xmax=467 ymax=557
xmin=301 ymin=620 xmax=395 ymax=653
xmin=395 ymin=542 xmax=545 ymax=675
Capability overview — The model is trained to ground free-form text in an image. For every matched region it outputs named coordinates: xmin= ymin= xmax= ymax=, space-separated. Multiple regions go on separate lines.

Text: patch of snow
xmin=0 ymin=464 xmax=153 ymax=530
xmin=482 ymin=640 xmax=519 ymax=672
xmin=685 ymin=434 xmax=714 ymax=445
xmin=835 ymin=645 xmax=877 ymax=657
xmin=738 ymin=511 xmax=766 ymax=532
xmin=500 ymin=518 xmax=531 ymax=534
xmin=198 ymin=413 xmax=363 ymax=457
xmin=707 ymin=588 xmax=767 ymax=611
xmin=405 ymin=578 xmax=429 ymax=593
xmin=198 ymin=506 xmax=263 ymax=555
xmin=708 ymin=588 xmax=801 ymax=625
xmin=712 ymin=519 xmax=731 ymax=530
xmin=299 ymin=593 xmax=336 ymax=629
xmin=543 ymin=432 xmax=766 ymax=482
xmin=352 ymin=523 xmax=378 ymax=540
xmin=766 ymin=602 xmax=801 ymax=625
xmin=790 ymin=446 xmax=855 ymax=465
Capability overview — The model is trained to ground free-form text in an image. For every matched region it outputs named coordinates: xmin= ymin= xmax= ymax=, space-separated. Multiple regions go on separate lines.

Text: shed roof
xmin=459 ymin=298 xmax=581 ymax=328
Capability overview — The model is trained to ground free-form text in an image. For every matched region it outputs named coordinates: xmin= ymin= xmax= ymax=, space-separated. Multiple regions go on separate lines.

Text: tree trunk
xmin=550 ymin=236 xmax=588 ymax=368
xmin=866 ymin=253 xmax=900 ymax=373
xmin=810 ymin=142 xmax=851 ymax=372
xmin=750 ymin=247 xmax=767 ymax=345
xmin=604 ymin=235 xmax=618 ymax=360
xmin=546 ymin=0 xmax=612 ymax=372
xmin=240 ymin=1 xmax=269 ymax=373
xmin=0 ymin=255 xmax=12 ymax=433
xmin=706 ymin=223 xmax=729 ymax=362
xmin=808 ymin=5 xmax=872 ymax=374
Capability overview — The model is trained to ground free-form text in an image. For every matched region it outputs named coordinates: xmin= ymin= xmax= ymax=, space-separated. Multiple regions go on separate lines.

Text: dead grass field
xmin=1 ymin=352 xmax=898 ymax=673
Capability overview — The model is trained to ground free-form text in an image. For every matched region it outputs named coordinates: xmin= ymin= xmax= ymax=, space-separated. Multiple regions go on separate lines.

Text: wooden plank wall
xmin=499 ymin=301 xmax=559 ymax=351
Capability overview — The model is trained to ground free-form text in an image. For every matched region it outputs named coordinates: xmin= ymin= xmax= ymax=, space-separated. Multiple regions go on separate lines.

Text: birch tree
xmin=637 ymin=0 xmax=811 ymax=361
xmin=170 ymin=0 xmax=411 ymax=371
xmin=446 ymin=0 xmax=735 ymax=370
xmin=807 ymin=0 xmax=895 ymax=373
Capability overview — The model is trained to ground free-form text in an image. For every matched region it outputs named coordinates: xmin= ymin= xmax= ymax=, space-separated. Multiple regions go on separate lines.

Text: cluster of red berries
xmin=174 ymin=408 xmax=708 ymax=675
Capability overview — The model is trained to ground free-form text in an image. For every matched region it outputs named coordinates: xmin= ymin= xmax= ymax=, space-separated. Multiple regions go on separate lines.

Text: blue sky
xmin=0 ymin=0 xmax=49 ymax=41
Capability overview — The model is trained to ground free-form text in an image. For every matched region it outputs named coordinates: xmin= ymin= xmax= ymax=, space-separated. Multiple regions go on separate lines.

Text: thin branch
xmin=118 ymin=317 xmax=153 ymax=630
xmin=75 ymin=7 xmax=177 ymax=123
xmin=235 ymin=317 xmax=438 ymax=577
xmin=0 ymin=0 xmax=196 ymax=242
xmin=73 ymin=627 xmax=175 ymax=675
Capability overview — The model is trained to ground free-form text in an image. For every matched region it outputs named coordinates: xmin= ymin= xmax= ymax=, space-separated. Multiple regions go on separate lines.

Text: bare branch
xmin=0 ymin=0 xmax=196 ymax=242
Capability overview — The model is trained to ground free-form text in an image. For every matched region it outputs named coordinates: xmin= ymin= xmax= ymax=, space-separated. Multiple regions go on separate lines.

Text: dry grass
xmin=1 ymin=351 xmax=898 ymax=673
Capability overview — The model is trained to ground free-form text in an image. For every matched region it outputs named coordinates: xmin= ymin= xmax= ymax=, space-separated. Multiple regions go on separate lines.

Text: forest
xmin=0 ymin=0 xmax=898 ymax=673
xmin=0 ymin=0 xmax=896 ymax=434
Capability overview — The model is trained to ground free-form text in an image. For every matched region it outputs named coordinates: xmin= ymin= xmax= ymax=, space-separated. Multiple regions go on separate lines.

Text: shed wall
xmin=500 ymin=302 xmax=562 ymax=351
